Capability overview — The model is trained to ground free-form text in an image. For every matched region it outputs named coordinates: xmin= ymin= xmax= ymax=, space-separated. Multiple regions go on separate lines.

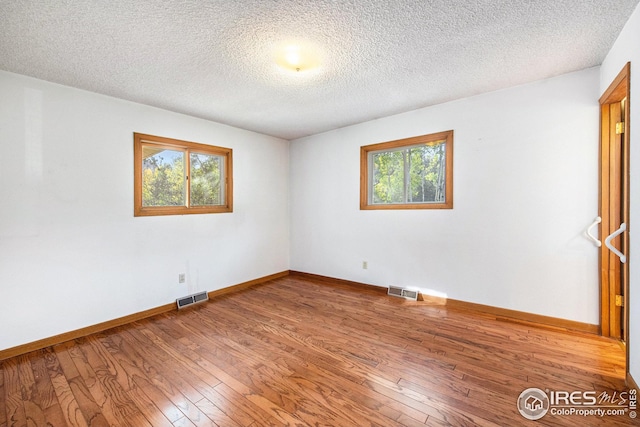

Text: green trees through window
xmin=141 ymin=149 xmax=224 ymax=207
xmin=371 ymin=142 xmax=446 ymax=204
xmin=190 ymin=153 xmax=223 ymax=206
xmin=134 ymin=133 xmax=232 ymax=216
xmin=361 ymin=130 xmax=453 ymax=210
xmin=142 ymin=148 xmax=186 ymax=207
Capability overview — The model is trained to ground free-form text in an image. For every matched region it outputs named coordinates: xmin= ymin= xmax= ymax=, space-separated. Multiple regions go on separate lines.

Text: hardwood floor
xmin=1 ymin=274 xmax=636 ymax=426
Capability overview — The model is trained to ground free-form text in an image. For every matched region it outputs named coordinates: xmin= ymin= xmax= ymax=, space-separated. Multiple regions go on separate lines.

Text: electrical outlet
xmin=362 ymin=261 xmax=368 ymax=270
xmin=178 ymin=273 xmax=186 ymax=284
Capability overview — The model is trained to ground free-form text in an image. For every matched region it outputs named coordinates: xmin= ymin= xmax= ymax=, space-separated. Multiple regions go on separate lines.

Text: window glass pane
xmin=408 ymin=142 xmax=446 ymax=203
xmin=190 ymin=152 xmax=223 ymax=206
xmin=372 ymin=151 xmax=405 ymax=204
xmin=370 ymin=141 xmax=446 ymax=205
xmin=141 ymin=146 xmax=186 ymax=207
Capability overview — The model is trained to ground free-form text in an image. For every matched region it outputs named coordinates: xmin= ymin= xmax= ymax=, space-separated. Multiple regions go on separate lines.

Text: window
xmin=134 ymin=133 xmax=232 ymax=216
xmin=360 ymin=130 xmax=453 ymax=210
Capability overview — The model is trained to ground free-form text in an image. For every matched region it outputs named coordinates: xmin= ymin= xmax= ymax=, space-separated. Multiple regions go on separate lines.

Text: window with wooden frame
xmin=360 ymin=130 xmax=453 ymax=210
xmin=134 ymin=133 xmax=232 ymax=216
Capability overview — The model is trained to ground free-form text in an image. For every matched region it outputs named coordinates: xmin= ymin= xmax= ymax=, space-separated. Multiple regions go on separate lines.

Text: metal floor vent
xmin=388 ymin=286 xmax=419 ymax=301
xmin=176 ymin=291 xmax=209 ymax=309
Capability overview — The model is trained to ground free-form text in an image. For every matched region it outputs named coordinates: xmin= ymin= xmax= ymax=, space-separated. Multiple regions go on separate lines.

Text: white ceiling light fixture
xmin=275 ymin=43 xmax=321 ymax=73
xmin=284 ymin=46 xmax=301 ymax=69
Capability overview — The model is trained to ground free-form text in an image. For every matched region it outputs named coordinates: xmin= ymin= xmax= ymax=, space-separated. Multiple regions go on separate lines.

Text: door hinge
xmin=616 ymin=122 xmax=625 ymax=134
xmin=615 ymin=295 xmax=624 ymax=307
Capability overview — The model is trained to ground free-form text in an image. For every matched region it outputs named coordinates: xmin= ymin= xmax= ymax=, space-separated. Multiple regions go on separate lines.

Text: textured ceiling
xmin=1 ymin=1 xmax=639 ymax=140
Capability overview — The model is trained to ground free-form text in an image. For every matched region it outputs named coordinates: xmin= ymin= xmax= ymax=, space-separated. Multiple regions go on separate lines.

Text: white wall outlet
xmin=362 ymin=261 xmax=368 ymax=270
xmin=178 ymin=273 xmax=186 ymax=284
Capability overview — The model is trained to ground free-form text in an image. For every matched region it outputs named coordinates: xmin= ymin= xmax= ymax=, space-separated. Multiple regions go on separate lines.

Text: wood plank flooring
xmin=1 ymin=274 xmax=636 ymax=426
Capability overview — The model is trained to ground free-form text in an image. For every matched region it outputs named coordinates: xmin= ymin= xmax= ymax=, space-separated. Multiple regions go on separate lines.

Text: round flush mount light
xmin=275 ymin=43 xmax=320 ymax=73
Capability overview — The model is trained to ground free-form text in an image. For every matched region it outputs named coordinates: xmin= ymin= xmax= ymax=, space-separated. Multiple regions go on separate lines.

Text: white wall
xmin=0 ymin=71 xmax=290 ymax=351
xmin=600 ymin=3 xmax=640 ymax=386
xmin=290 ymin=67 xmax=601 ymax=324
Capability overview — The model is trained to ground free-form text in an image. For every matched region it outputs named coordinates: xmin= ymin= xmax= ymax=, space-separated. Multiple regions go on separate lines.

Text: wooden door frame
xmin=599 ymin=62 xmax=630 ymax=369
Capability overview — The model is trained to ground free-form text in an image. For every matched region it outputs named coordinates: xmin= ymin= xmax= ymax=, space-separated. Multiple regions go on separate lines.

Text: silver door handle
xmin=586 ymin=216 xmax=602 ymax=247
xmin=604 ymin=222 xmax=627 ymax=263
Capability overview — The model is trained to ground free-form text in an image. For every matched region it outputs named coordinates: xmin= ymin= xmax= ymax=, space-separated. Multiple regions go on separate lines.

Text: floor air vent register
xmin=387 ymin=286 xmax=419 ymax=301
xmin=176 ymin=291 xmax=209 ymax=309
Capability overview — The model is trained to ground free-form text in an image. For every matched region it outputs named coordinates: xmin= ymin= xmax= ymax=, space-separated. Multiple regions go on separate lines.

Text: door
xmin=599 ymin=62 xmax=630 ymax=344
